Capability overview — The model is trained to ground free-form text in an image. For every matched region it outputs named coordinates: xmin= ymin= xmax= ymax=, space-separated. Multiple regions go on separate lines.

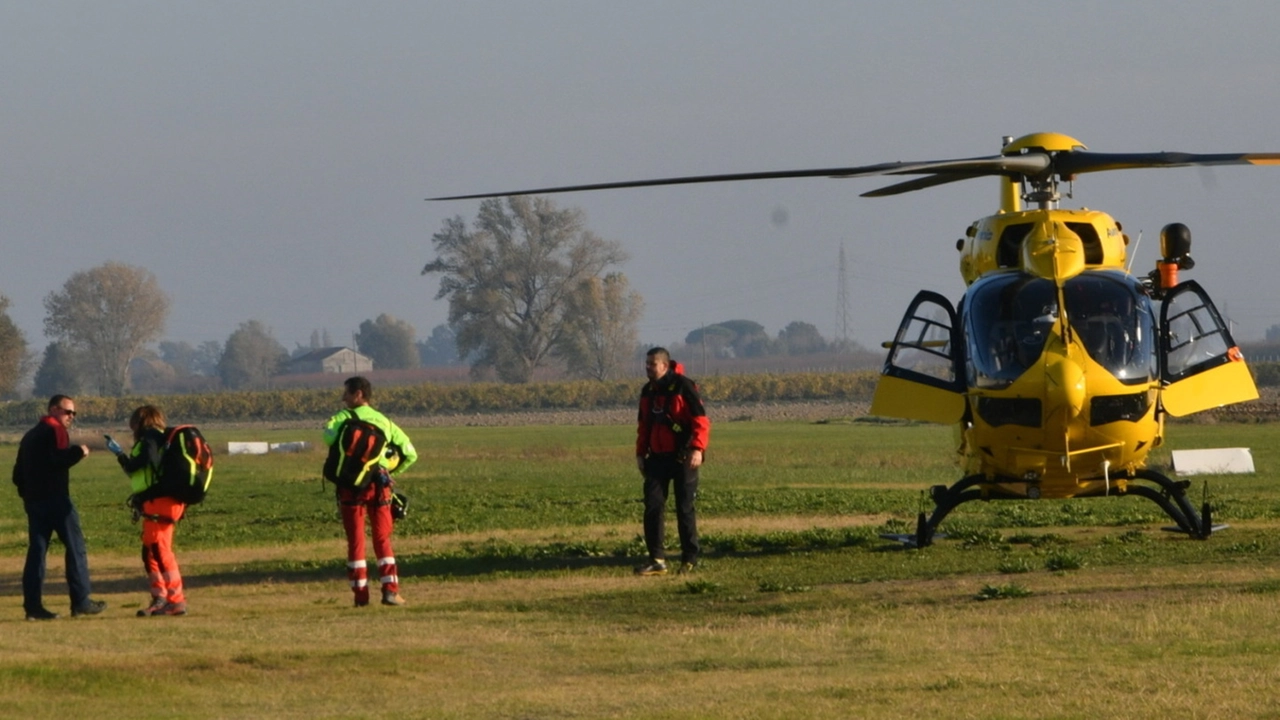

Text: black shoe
xmin=634 ymin=559 xmax=668 ymax=576
xmin=25 ymin=607 xmax=59 ymax=621
xmin=71 ymin=599 xmax=107 ymax=617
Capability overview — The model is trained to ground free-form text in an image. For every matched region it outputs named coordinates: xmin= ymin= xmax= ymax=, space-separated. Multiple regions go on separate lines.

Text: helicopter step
xmin=880 ymin=469 xmax=1222 ymax=548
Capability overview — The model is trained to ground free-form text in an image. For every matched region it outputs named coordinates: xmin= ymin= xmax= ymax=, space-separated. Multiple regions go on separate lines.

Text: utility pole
xmin=701 ymin=323 xmax=707 ymax=376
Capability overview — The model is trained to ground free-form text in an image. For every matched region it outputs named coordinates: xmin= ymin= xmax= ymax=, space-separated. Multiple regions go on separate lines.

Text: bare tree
xmin=556 ymin=273 xmax=644 ymax=381
xmin=423 ymin=196 xmax=627 ymax=383
xmin=43 ymin=262 xmax=169 ymax=395
xmin=356 ymin=314 xmax=420 ymax=369
xmin=218 ymin=320 xmax=288 ymax=390
xmin=0 ymin=295 xmax=29 ymax=398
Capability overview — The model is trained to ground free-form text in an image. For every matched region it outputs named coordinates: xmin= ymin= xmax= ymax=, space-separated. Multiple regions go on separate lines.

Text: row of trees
xmin=0 ymin=195 xmax=847 ymax=397
xmin=1 ymin=196 xmax=647 ymax=396
xmin=684 ymin=319 xmax=863 ymax=359
xmin=0 ymin=260 xmax=447 ymax=397
xmin=0 ymin=263 xmax=169 ymax=399
xmin=215 ymin=314 xmax=427 ymax=390
xmin=26 ymin=314 xmax=438 ymax=396
xmin=421 ymin=197 xmax=876 ymax=382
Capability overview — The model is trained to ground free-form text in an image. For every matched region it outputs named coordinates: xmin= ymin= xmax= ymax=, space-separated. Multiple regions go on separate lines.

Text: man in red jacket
xmin=634 ymin=347 xmax=711 ymax=576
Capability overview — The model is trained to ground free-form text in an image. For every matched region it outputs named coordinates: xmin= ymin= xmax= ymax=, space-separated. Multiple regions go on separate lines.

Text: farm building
xmin=283 ymin=347 xmax=374 ymax=375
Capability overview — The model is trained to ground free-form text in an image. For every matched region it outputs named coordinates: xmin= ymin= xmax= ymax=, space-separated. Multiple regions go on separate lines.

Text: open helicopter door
xmin=870 ymin=290 xmax=966 ymax=424
xmin=1159 ymin=280 xmax=1258 ymax=417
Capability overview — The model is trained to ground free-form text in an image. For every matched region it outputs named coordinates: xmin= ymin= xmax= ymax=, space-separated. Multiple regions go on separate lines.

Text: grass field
xmin=3 ymin=418 xmax=1280 ymax=719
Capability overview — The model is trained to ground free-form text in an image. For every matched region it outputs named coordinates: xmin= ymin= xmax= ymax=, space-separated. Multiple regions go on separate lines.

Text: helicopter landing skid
xmin=1117 ymin=469 xmax=1222 ymax=539
xmin=880 ymin=470 xmax=1221 ymax=548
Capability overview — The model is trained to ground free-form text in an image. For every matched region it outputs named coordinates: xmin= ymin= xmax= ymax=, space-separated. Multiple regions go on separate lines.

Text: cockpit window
xmin=965 ymin=273 xmax=1058 ymax=388
xmin=965 ymin=270 xmax=1155 ymax=388
xmin=1062 ymin=271 xmax=1156 ymax=384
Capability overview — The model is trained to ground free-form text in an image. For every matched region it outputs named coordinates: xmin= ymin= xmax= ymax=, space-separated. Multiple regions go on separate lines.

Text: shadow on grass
xmin=0 ymin=528 xmax=898 ymax=599
xmin=0 ymin=553 xmax=644 ymax=599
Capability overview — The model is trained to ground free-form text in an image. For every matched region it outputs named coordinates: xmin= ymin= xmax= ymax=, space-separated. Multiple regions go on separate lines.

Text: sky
xmin=5 ymin=1 xmax=1280 ymax=359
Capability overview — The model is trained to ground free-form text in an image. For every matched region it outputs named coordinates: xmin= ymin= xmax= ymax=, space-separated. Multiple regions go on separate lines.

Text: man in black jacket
xmin=12 ymin=395 xmax=107 ymax=620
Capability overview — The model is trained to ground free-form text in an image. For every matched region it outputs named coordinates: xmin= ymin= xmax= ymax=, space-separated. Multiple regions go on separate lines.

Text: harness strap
xmin=650 ymin=378 xmax=693 ymax=449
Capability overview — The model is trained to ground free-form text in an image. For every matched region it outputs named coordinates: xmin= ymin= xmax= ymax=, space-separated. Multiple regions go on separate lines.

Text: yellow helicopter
xmin=432 ymin=132 xmax=1277 ymax=547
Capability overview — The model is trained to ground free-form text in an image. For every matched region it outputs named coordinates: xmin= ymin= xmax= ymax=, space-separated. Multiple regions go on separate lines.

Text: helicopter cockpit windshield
xmin=966 ymin=273 xmax=1056 ymax=388
xmin=1062 ymin=270 xmax=1156 ymax=383
xmin=966 ymin=270 xmax=1155 ymax=388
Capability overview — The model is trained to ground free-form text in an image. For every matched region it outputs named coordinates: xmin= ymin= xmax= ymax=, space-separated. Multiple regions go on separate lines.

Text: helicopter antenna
xmin=1125 ymin=230 xmax=1143 ymax=273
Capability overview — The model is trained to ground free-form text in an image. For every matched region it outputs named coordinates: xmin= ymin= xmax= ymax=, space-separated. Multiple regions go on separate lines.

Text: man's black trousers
xmin=641 ymin=453 xmax=699 ymax=565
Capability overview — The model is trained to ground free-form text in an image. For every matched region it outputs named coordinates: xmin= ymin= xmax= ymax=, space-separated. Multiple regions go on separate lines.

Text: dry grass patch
xmin=6 ymin=547 xmax=1280 ymax=718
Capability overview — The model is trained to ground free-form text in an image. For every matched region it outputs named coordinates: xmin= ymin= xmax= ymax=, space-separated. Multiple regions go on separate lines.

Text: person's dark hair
xmin=344 ymin=376 xmax=372 ymax=400
xmin=646 ymin=347 xmax=670 ymax=364
xmin=47 ymin=394 xmax=72 ymax=411
xmin=128 ymin=405 xmax=167 ymax=440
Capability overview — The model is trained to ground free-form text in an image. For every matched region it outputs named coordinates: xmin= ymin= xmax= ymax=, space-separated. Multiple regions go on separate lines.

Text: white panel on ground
xmin=1171 ymin=448 xmax=1254 ymax=475
xmin=227 ymin=441 xmax=270 ymax=455
xmin=269 ymin=442 xmax=311 ymax=453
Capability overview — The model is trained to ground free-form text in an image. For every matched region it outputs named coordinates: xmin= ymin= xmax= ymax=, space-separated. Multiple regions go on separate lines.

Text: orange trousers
xmin=140 ymin=497 xmax=186 ymax=604
xmin=338 ymin=482 xmax=398 ymax=604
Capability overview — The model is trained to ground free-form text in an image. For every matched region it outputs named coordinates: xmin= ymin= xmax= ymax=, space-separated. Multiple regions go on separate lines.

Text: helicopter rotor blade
xmin=427 ymin=167 xmax=901 ymax=201
xmin=428 ymin=146 xmax=1280 ymax=202
xmin=861 ymin=172 xmax=992 ymax=197
xmin=1057 ymin=151 xmax=1280 ymax=175
xmin=427 ymin=154 xmax=1053 ymax=201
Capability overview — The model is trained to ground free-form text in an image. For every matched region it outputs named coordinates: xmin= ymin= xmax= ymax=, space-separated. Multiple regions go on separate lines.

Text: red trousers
xmin=338 ymin=483 xmax=398 ymax=603
xmin=140 ymin=497 xmax=186 ymax=604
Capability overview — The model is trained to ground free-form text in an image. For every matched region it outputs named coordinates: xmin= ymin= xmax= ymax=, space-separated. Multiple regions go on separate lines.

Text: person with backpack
xmin=634 ymin=347 xmax=711 ymax=576
xmin=323 ymin=376 xmax=418 ymax=607
xmin=12 ymin=394 xmax=108 ymax=620
xmin=113 ymin=405 xmax=189 ymax=617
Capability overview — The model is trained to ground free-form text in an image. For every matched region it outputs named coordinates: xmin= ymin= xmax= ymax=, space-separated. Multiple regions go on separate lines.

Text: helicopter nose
xmin=1045 ymin=352 xmax=1087 ymax=421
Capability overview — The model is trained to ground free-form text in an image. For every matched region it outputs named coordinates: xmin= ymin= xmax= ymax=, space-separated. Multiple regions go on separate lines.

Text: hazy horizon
xmin=6 ymin=2 xmax=1280 ymax=360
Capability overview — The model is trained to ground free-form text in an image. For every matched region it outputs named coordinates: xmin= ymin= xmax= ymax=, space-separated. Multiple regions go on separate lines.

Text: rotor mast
xmin=1001 ymin=132 xmax=1086 ymax=211
xmin=999 ymin=136 xmax=1021 ymax=213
